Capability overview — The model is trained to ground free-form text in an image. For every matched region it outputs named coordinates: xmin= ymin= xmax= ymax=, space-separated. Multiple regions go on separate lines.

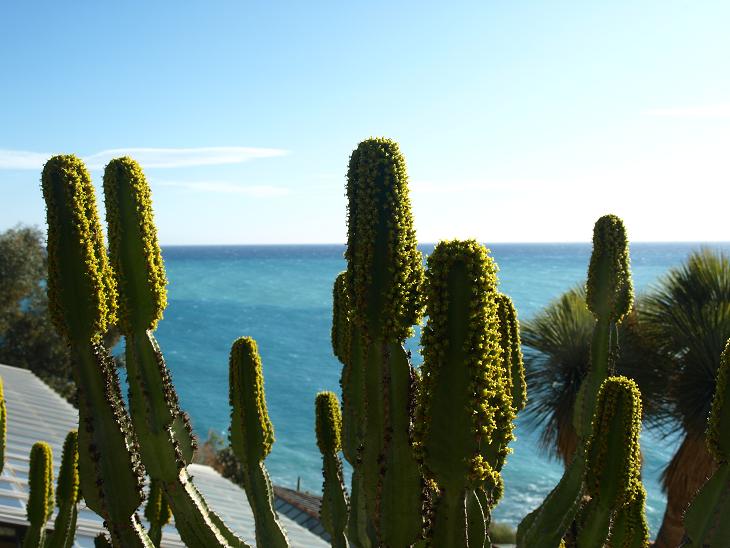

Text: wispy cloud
xmin=643 ymin=104 xmax=730 ymax=119
xmin=156 ymin=180 xmax=290 ymax=197
xmin=0 ymin=146 xmax=288 ymax=170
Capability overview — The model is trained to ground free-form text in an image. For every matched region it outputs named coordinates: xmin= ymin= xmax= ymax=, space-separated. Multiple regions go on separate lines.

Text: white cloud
xmin=0 ymin=146 xmax=288 ymax=170
xmin=643 ymin=104 xmax=730 ymax=119
xmin=156 ymin=180 xmax=290 ymax=197
xmin=0 ymin=149 xmax=53 ymax=170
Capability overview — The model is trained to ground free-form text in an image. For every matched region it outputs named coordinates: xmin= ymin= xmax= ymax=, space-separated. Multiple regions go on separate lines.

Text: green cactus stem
xmin=103 ymin=157 xmax=245 ymax=547
xmin=417 ymin=239 xmax=511 ymax=548
xmin=229 ymin=337 xmax=289 ymax=548
xmin=144 ymin=480 xmax=171 ymax=547
xmin=684 ymin=338 xmax=730 ymax=547
xmin=23 ymin=442 xmax=53 ymax=548
xmin=345 ymin=138 xmax=424 ymax=545
xmin=0 ymin=377 xmax=6 ymax=475
xmin=315 ymin=392 xmax=349 ymax=548
xmin=46 ymin=430 xmax=80 ymax=548
xmin=41 ymin=155 xmax=151 ymax=547
xmin=609 ymin=484 xmax=649 ymax=548
xmin=576 ymin=376 xmax=644 ymax=547
xmin=495 ymin=294 xmax=527 ymax=413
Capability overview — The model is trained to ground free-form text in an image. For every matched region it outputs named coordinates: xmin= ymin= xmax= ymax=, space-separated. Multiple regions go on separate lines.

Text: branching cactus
xmin=103 ymin=157 xmax=247 ymax=548
xmin=345 ymin=137 xmax=424 ymax=546
xmin=331 ymin=272 xmax=372 ymax=547
xmin=24 ymin=441 xmax=53 ymax=548
xmin=229 ymin=337 xmax=289 ymax=548
xmin=315 ymin=392 xmax=349 ymax=548
xmin=576 ymin=376 xmax=646 ymax=547
xmin=684 ymin=338 xmax=730 ymax=546
xmin=416 ymin=239 xmax=513 ymax=548
xmin=144 ymin=480 xmax=171 ymax=547
xmin=518 ymin=214 xmax=633 ymax=548
xmin=46 ymin=430 xmax=80 ymax=548
xmin=41 ymin=155 xmax=151 ymax=547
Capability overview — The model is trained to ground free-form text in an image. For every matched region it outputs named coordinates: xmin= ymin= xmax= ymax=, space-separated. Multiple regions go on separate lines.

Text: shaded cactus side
xmin=683 ymin=338 xmax=730 ymax=547
xmin=103 ymin=157 xmax=245 ymax=548
xmin=518 ymin=214 xmax=634 ymax=548
xmin=229 ymin=337 xmax=289 ymax=548
xmin=416 ymin=239 xmax=513 ymax=547
xmin=576 ymin=376 xmax=646 ymax=547
xmin=344 ymin=138 xmax=424 ymax=546
xmin=144 ymin=480 xmax=171 ymax=547
xmin=41 ymin=155 xmax=150 ymax=547
xmin=46 ymin=430 xmax=80 ymax=548
xmin=315 ymin=392 xmax=349 ymax=548
xmin=24 ymin=442 xmax=53 ymax=548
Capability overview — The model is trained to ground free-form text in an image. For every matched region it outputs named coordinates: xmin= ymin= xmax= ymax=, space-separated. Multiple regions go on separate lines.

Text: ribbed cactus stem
xmin=577 ymin=376 xmax=644 ymax=547
xmin=41 ymin=155 xmax=150 ymax=547
xmin=495 ymin=294 xmax=527 ymax=413
xmin=229 ymin=337 xmax=289 ymax=548
xmin=46 ymin=430 xmax=80 ymax=548
xmin=684 ymin=338 xmax=730 ymax=547
xmin=144 ymin=480 xmax=171 ymax=547
xmin=24 ymin=441 xmax=53 ymax=548
xmin=417 ymin=239 xmax=509 ymax=547
xmin=315 ymin=392 xmax=349 ymax=548
xmin=345 ymin=138 xmax=423 ymax=545
xmin=609 ymin=484 xmax=649 ymax=548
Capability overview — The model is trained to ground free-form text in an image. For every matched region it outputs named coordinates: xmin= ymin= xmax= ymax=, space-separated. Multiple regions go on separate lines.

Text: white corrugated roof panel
xmin=0 ymin=363 xmax=328 ymax=547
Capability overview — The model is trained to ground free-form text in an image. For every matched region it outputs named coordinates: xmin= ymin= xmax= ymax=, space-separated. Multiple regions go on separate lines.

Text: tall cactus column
xmin=46 ymin=430 xmax=81 ymax=548
xmin=229 ymin=337 xmax=289 ymax=548
xmin=416 ymin=240 xmax=513 ymax=548
xmin=345 ymin=138 xmax=424 ymax=546
xmin=41 ymin=155 xmax=151 ymax=547
xmin=517 ymin=214 xmax=634 ymax=548
xmin=24 ymin=442 xmax=53 ymax=548
xmin=102 ymin=157 xmax=246 ymax=548
xmin=684 ymin=338 xmax=730 ymax=547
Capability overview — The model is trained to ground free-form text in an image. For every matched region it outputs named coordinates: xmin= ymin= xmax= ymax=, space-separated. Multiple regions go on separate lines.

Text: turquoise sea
xmin=149 ymin=242 xmax=730 ymax=535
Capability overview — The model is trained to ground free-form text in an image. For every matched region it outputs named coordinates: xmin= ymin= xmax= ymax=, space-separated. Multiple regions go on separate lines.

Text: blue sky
xmin=2 ymin=1 xmax=729 ymax=244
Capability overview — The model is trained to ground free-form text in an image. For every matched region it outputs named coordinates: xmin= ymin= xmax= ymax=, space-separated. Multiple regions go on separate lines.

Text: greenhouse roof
xmin=0 ymin=363 xmax=329 ymax=547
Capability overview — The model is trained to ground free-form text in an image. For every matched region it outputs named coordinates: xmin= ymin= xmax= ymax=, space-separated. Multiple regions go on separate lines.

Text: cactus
xmin=45 ymin=430 xmax=80 ymax=548
xmin=315 ymin=392 xmax=349 ymax=548
xmin=683 ymin=338 xmax=730 ymax=546
xmin=41 ymin=155 xmax=151 ymax=547
xmin=610 ymin=484 xmax=649 ymax=548
xmin=344 ymin=137 xmax=424 ymax=545
xmin=495 ymin=294 xmax=527 ymax=414
xmin=0 ymin=377 xmax=6 ymax=475
xmin=103 ymin=157 xmax=247 ymax=548
xmin=144 ymin=480 xmax=171 ymax=547
xmin=24 ymin=441 xmax=53 ymax=548
xmin=416 ymin=239 xmax=514 ymax=547
xmin=94 ymin=535 xmax=113 ymax=548
xmin=576 ymin=376 xmax=645 ymax=547
xmin=229 ymin=337 xmax=289 ymax=548
xmin=518 ymin=214 xmax=633 ymax=548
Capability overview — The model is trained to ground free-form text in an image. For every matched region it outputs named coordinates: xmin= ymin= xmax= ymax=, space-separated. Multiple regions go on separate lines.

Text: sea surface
xmin=146 ymin=242 xmax=730 ymax=535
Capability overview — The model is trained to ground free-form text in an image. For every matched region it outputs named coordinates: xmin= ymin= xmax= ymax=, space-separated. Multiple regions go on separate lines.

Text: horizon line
xmin=158 ymin=240 xmax=730 ymax=247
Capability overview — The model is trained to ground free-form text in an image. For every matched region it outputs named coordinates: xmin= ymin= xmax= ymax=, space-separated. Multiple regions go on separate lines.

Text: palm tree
xmin=640 ymin=249 xmax=730 ymax=548
xmin=522 ymin=285 xmax=666 ymax=465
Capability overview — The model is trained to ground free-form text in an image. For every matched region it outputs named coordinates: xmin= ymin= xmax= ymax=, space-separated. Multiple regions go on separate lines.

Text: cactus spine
xmin=41 ymin=155 xmax=151 ymax=547
xmin=144 ymin=480 xmax=171 ymax=547
xmin=46 ymin=430 xmax=80 ymax=548
xmin=345 ymin=138 xmax=424 ymax=546
xmin=683 ymin=338 xmax=730 ymax=546
xmin=102 ymin=157 xmax=247 ymax=548
xmin=229 ymin=337 xmax=289 ymax=548
xmin=576 ymin=376 xmax=646 ymax=547
xmin=315 ymin=392 xmax=349 ymax=548
xmin=24 ymin=441 xmax=53 ymax=548
xmin=416 ymin=239 xmax=514 ymax=547
xmin=518 ymin=214 xmax=633 ymax=548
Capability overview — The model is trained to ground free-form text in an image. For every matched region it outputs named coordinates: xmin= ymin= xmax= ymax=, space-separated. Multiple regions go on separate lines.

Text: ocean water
xmin=150 ymin=242 xmax=730 ymax=535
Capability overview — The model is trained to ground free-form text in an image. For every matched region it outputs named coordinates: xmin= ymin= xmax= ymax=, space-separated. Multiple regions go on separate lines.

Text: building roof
xmin=0 ymin=363 xmax=329 ymax=547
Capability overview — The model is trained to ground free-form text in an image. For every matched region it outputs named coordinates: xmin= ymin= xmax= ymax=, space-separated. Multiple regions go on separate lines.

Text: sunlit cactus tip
xmin=41 ymin=154 xmax=117 ymax=341
xmin=229 ymin=336 xmax=275 ymax=465
xmin=495 ymin=293 xmax=527 ymax=412
xmin=586 ymin=214 xmax=633 ymax=322
xmin=316 ymin=391 xmax=342 ymax=455
xmin=345 ymin=137 xmax=424 ymax=340
xmin=103 ymin=156 xmax=167 ymax=332
xmin=25 ymin=441 xmax=54 ymax=547
xmin=56 ymin=430 xmax=79 ymax=505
